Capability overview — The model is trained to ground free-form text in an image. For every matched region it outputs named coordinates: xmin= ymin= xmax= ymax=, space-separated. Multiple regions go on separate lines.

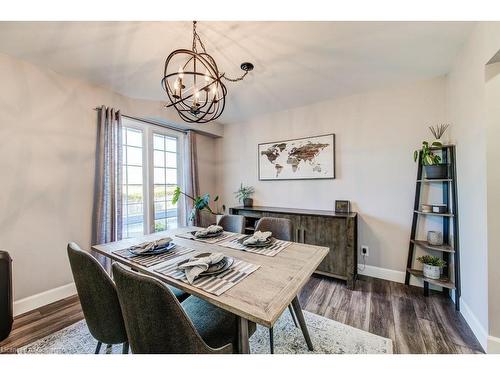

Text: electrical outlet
xmin=361 ymin=246 xmax=369 ymax=257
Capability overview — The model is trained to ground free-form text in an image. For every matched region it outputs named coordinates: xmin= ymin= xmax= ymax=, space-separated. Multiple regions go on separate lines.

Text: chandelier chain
xmin=221 ymin=71 xmax=249 ymax=83
xmin=192 ymin=21 xmax=207 ymax=54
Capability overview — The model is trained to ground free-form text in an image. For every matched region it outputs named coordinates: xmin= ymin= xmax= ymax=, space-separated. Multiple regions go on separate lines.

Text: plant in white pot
xmin=417 ymin=255 xmax=446 ymax=280
xmin=234 ymin=183 xmax=255 ymax=207
xmin=171 ymin=186 xmax=225 ymax=225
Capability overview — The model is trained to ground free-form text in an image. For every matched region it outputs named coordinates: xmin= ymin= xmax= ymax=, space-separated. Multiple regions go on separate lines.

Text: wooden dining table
xmin=92 ymin=226 xmax=329 ymax=354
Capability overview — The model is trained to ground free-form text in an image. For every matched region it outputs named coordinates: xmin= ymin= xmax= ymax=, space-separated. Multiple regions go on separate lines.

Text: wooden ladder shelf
xmin=405 ymin=145 xmax=461 ymax=310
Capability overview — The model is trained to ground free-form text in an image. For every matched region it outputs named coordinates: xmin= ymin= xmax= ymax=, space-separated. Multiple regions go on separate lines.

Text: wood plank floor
xmin=0 ymin=295 xmax=84 ymax=354
xmin=0 ymin=275 xmax=483 ymax=354
xmin=299 ymin=275 xmax=484 ymax=354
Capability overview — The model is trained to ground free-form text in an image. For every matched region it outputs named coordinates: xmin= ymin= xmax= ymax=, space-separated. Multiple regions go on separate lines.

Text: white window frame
xmin=122 ymin=117 xmax=184 ymax=237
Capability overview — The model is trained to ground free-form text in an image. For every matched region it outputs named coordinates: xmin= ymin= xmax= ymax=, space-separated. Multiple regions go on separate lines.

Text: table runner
xmin=217 ymin=234 xmax=293 ymax=257
xmin=176 ymin=230 xmax=238 ymax=244
xmin=154 ymin=255 xmax=260 ymax=296
xmin=112 ymin=245 xmax=195 ymax=268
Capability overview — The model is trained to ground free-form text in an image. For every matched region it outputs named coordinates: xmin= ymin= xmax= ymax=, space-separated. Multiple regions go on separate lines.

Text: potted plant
xmin=417 ymin=255 xmax=446 ymax=280
xmin=429 ymin=123 xmax=450 ymax=145
xmin=234 ymin=183 xmax=255 ymax=207
xmin=171 ymin=187 xmax=225 ymax=224
xmin=414 ymin=140 xmax=448 ymax=179
xmin=413 ymin=124 xmax=450 ymax=179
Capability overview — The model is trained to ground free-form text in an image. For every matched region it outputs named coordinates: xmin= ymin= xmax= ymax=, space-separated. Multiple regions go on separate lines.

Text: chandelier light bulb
xmin=178 ymin=66 xmax=184 ymax=79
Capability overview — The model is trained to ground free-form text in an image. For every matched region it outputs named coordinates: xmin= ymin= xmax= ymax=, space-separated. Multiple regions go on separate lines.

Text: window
xmin=153 ymin=133 xmax=179 ymax=232
xmin=121 ymin=118 xmax=183 ymax=238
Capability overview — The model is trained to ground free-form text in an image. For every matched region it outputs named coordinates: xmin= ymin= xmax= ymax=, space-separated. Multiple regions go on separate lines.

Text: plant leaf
xmin=172 ymin=186 xmax=181 ymax=205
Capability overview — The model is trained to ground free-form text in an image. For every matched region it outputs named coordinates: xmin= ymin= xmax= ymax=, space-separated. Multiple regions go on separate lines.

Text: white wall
xmin=0 ymin=52 xmax=217 ymax=310
xmin=216 ymin=77 xmax=447 ymax=274
xmin=446 ymin=22 xmax=500 ymax=352
xmin=486 ymin=62 xmax=500 ymax=352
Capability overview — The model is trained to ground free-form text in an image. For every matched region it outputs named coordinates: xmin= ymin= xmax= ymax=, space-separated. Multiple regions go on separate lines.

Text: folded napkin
xmin=243 ymin=231 xmax=272 ymax=246
xmin=194 ymin=225 xmax=223 ymax=238
xmin=128 ymin=237 xmax=172 ymax=254
xmin=178 ymin=253 xmax=225 ymax=284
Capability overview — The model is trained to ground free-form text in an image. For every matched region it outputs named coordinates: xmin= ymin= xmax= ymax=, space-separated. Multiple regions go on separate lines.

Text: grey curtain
xmin=183 ymin=130 xmax=200 ymax=226
xmin=92 ymin=106 xmax=123 ymax=270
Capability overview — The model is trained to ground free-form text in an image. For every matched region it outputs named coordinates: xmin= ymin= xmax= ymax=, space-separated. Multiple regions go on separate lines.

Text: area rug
xmin=18 ymin=309 xmax=392 ymax=354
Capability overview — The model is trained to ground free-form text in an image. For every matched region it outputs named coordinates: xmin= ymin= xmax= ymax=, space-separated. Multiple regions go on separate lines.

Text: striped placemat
xmin=217 ymin=234 xmax=293 ymax=257
xmin=154 ymin=256 xmax=260 ymax=296
xmin=112 ymin=245 xmax=195 ymax=268
xmin=176 ymin=231 xmax=238 ymax=244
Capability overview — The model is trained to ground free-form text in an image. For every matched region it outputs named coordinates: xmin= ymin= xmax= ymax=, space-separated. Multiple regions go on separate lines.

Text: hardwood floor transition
xmin=0 ymin=275 xmax=483 ymax=354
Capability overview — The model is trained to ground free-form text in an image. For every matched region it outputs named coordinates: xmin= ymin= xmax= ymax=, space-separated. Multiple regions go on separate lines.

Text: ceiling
xmin=0 ymin=21 xmax=475 ymax=124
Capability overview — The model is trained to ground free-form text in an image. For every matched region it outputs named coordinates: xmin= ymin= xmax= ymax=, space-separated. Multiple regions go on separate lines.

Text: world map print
xmin=258 ymin=134 xmax=335 ymax=180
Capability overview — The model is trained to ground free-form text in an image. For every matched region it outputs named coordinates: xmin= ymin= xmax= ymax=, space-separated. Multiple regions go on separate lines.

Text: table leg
xmin=291 ymin=296 xmax=314 ymax=351
xmin=237 ymin=316 xmax=250 ymax=354
xmin=288 ymin=305 xmax=298 ymax=327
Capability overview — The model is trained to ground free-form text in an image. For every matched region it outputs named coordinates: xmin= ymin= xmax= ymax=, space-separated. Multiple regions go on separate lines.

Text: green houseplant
xmin=171 ymin=187 xmax=225 ymax=223
xmin=413 ymin=124 xmax=450 ymax=179
xmin=413 ymin=140 xmax=448 ymax=179
xmin=417 ymin=255 xmax=446 ymax=280
xmin=234 ymin=183 xmax=255 ymax=207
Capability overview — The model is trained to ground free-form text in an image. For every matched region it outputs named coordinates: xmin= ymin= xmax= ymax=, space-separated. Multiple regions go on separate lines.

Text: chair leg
xmin=122 ymin=342 xmax=129 ymax=354
xmin=269 ymin=327 xmax=274 ymax=354
xmin=106 ymin=344 xmax=112 ymax=354
xmin=288 ymin=305 xmax=298 ymax=327
xmin=95 ymin=341 xmax=102 ymax=354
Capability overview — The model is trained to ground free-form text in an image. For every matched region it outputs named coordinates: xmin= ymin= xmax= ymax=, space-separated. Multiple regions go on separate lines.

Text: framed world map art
xmin=258 ymin=134 xmax=335 ymax=180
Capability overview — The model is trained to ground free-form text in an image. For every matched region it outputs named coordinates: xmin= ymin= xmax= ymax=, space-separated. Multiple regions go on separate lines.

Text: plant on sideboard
xmin=234 ymin=183 xmax=255 ymax=207
xmin=417 ymin=255 xmax=446 ymax=280
xmin=172 ymin=186 xmax=225 ymax=222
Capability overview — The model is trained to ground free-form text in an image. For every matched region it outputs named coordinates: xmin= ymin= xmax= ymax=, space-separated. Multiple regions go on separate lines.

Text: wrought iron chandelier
xmin=161 ymin=21 xmax=254 ymax=123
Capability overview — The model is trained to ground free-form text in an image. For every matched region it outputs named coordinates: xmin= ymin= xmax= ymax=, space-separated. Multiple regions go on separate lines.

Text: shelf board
xmin=414 ymin=210 xmax=454 ymax=217
xmin=407 ymin=268 xmax=456 ymax=289
xmin=411 ymin=239 xmax=455 ymax=253
xmin=417 ymin=178 xmax=453 ymax=183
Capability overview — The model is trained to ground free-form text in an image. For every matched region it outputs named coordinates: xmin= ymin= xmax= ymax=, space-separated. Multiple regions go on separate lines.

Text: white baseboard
xmin=459 ymin=298 xmax=488 ymax=351
xmin=487 ymin=335 xmax=500 ymax=354
xmin=13 ymin=282 xmax=76 ymax=317
xmin=357 ymin=263 xmax=425 ymax=288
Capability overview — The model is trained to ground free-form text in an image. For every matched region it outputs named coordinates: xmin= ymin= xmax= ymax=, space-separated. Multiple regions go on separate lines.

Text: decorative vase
xmin=423 ymin=264 xmax=441 ymax=280
xmin=424 ymin=164 xmax=448 ymax=179
xmin=427 ymin=231 xmax=444 ymax=246
xmin=243 ymin=198 xmax=253 ymax=207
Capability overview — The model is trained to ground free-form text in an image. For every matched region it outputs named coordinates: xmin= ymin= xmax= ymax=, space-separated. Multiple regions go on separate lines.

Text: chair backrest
xmin=66 ymin=242 xmax=127 ymax=344
xmin=216 ymin=214 xmax=245 ymax=234
xmin=254 ymin=217 xmax=293 ymax=241
xmin=112 ymin=263 xmax=218 ymax=354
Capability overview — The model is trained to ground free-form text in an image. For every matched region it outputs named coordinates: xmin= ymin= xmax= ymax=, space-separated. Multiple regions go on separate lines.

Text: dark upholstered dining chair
xmin=216 ymin=214 xmax=245 ymax=234
xmin=254 ymin=217 xmax=299 ymax=353
xmin=255 ymin=217 xmax=294 ymax=242
xmin=112 ymin=263 xmax=256 ymax=354
xmin=67 ymin=242 xmax=129 ymax=354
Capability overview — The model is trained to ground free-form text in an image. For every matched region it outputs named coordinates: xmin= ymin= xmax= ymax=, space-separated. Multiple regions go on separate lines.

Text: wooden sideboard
xmin=229 ymin=206 xmax=358 ymax=288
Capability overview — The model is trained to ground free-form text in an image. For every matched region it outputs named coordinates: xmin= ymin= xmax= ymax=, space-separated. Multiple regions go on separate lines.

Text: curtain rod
xmin=93 ymin=107 xmax=188 ymax=134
